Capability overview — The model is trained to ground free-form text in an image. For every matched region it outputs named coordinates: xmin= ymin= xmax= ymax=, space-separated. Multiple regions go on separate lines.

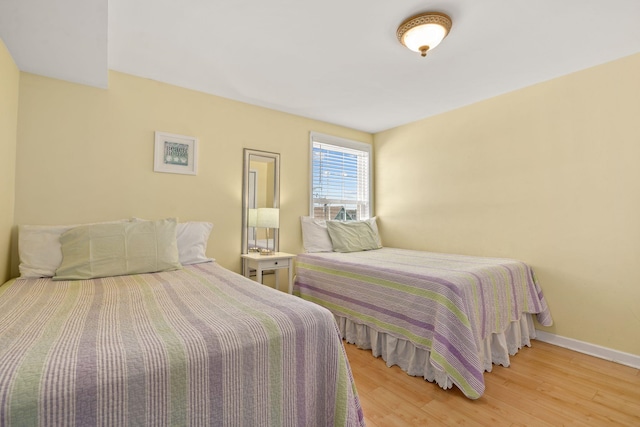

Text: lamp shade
xmin=248 ymin=208 xmax=258 ymax=227
xmin=397 ymin=12 xmax=452 ymax=57
xmin=257 ymin=208 xmax=280 ymax=229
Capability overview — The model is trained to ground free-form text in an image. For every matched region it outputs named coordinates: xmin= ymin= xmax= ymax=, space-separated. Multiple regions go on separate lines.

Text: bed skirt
xmin=337 ymin=313 xmax=537 ymax=392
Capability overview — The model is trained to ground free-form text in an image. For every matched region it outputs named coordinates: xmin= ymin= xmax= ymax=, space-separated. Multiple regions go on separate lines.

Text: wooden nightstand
xmin=241 ymin=252 xmax=296 ymax=294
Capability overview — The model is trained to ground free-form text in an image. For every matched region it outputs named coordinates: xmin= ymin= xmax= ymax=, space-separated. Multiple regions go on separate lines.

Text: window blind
xmin=311 ymin=134 xmax=371 ymax=221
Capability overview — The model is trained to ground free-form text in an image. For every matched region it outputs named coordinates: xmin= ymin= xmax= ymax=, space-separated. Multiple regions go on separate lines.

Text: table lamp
xmin=257 ymin=207 xmax=279 ymax=255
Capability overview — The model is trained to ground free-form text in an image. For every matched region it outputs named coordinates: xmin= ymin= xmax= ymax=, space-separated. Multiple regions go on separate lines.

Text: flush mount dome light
xmin=397 ymin=12 xmax=452 ymax=57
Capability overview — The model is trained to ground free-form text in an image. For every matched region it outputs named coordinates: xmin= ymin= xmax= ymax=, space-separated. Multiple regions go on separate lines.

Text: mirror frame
xmin=241 ymin=148 xmax=281 ymax=256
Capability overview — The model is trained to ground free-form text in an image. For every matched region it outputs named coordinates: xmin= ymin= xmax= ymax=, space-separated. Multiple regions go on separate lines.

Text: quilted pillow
xmin=132 ymin=218 xmax=214 ymax=264
xmin=54 ymin=218 xmax=181 ymax=280
xmin=325 ymin=220 xmax=382 ymax=253
xmin=18 ymin=219 xmax=130 ymax=278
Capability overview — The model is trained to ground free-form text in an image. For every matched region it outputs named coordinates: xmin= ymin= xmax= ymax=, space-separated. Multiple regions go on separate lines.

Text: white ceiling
xmin=2 ymin=0 xmax=640 ymax=133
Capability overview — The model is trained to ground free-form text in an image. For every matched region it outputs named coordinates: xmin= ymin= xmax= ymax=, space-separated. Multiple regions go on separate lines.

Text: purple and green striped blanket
xmin=0 ymin=262 xmax=365 ymax=426
xmin=294 ymin=248 xmax=553 ymax=399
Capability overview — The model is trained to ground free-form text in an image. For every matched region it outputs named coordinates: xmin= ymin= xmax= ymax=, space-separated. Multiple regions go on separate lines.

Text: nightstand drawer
xmin=258 ymin=258 xmax=290 ymax=269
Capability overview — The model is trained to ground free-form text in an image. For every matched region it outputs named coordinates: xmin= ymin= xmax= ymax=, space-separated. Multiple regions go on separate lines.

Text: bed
xmin=1 ymin=218 xmax=365 ymax=426
xmin=296 ymin=218 xmax=553 ymax=400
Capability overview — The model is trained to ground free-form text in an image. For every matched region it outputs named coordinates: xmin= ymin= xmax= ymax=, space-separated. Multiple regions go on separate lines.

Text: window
xmin=310 ymin=132 xmax=372 ymax=221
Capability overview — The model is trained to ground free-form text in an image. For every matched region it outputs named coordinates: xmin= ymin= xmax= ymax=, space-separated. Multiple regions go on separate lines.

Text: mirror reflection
xmin=242 ymin=149 xmax=280 ymax=256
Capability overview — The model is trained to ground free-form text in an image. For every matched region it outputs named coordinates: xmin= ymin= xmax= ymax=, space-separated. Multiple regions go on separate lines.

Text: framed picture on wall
xmin=154 ymin=131 xmax=198 ymax=175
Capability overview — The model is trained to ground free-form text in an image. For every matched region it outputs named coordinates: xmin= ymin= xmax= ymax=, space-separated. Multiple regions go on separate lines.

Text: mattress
xmin=0 ymin=262 xmax=365 ymax=426
xmin=294 ymin=247 xmax=553 ymax=399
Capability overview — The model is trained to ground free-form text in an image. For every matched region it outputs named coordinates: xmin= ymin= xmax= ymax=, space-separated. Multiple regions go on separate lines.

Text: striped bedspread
xmin=294 ymin=248 xmax=553 ymax=399
xmin=0 ymin=262 xmax=365 ymax=426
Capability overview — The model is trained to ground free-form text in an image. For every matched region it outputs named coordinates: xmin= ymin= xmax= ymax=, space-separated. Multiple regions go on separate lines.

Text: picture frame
xmin=154 ymin=131 xmax=198 ymax=175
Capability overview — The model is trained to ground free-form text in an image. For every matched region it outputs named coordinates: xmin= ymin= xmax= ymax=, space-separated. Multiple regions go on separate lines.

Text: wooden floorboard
xmin=344 ymin=340 xmax=640 ymax=426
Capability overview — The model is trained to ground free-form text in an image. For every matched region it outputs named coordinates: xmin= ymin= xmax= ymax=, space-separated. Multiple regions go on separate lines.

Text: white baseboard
xmin=535 ymin=330 xmax=640 ymax=369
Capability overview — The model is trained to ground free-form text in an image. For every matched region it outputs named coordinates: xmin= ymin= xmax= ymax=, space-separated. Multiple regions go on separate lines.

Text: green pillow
xmin=325 ymin=220 xmax=382 ymax=253
xmin=54 ymin=218 xmax=182 ymax=280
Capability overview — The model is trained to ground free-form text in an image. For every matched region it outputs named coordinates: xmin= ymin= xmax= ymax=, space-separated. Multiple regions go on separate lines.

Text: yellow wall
xmin=10 ymin=49 xmax=639 ymax=357
xmin=0 ymin=39 xmax=19 ymax=283
xmin=375 ymin=53 xmax=640 ymax=356
xmin=13 ymin=71 xmax=371 ymax=275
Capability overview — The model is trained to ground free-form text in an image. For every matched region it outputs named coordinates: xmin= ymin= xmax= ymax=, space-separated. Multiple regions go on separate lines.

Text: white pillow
xmin=18 ymin=219 xmax=130 ymax=278
xmin=300 ymin=216 xmax=333 ymax=252
xmin=176 ymin=221 xmax=214 ymax=265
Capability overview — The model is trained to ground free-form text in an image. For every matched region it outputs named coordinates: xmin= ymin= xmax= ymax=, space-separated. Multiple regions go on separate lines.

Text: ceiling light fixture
xmin=397 ymin=12 xmax=452 ymax=57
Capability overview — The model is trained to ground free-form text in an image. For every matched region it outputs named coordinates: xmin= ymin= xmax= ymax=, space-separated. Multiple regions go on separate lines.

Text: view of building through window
xmin=310 ymin=133 xmax=371 ymax=220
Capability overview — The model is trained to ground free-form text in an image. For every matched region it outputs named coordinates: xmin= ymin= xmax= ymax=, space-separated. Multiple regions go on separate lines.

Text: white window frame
xmin=309 ymin=132 xmax=373 ymax=220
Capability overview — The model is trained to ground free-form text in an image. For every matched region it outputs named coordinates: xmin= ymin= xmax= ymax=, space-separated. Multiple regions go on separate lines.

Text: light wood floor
xmin=344 ymin=341 xmax=640 ymax=426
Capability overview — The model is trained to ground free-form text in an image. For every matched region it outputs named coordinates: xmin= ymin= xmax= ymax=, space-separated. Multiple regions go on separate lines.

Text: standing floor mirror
xmin=241 ymin=149 xmax=280 ymax=271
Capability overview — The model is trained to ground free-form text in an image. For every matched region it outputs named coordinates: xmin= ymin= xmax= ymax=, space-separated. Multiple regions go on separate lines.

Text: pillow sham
xmin=176 ymin=221 xmax=214 ymax=265
xmin=54 ymin=218 xmax=182 ymax=281
xmin=367 ymin=217 xmax=382 ymax=247
xmin=300 ymin=216 xmax=334 ymax=253
xmin=18 ymin=219 xmax=130 ymax=278
xmin=133 ymin=218 xmax=214 ymax=264
xmin=325 ymin=220 xmax=382 ymax=253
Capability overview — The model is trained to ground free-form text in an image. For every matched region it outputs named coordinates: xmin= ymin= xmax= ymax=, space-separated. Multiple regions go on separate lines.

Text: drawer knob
xmin=274 ymin=261 xmax=278 ymax=265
